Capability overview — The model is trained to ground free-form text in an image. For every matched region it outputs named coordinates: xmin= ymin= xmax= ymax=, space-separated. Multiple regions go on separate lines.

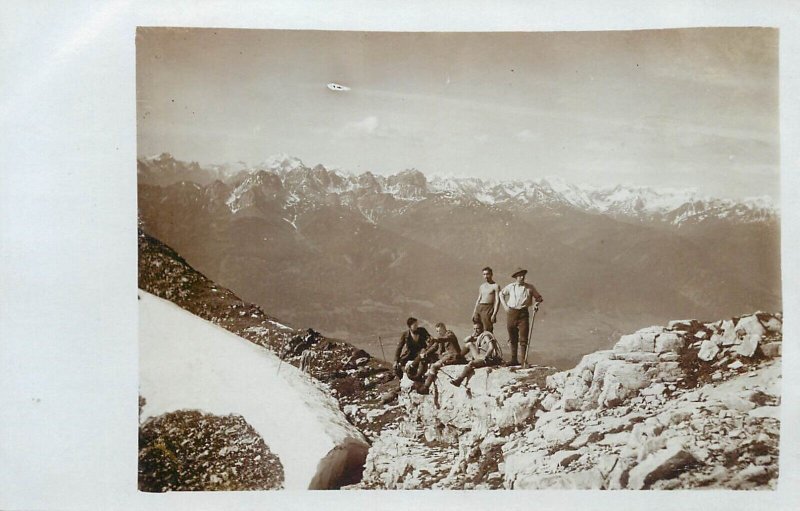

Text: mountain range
xmin=137 ymin=153 xmax=781 ymax=368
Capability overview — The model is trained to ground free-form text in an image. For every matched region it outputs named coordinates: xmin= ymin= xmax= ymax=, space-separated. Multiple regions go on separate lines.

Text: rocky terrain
xmin=140 ymin=229 xmax=781 ymax=491
xmin=355 ymin=314 xmax=782 ymax=489
xmin=138 ymin=409 xmax=285 ymax=492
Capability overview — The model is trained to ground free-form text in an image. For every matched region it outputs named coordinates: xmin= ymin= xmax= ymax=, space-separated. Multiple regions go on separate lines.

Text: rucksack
xmin=475 ymin=332 xmax=503 ymax=361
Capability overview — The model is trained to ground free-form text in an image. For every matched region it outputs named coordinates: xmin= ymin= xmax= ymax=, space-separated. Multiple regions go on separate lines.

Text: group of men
xmin=393 ymin=266 xmax=543 ymax=394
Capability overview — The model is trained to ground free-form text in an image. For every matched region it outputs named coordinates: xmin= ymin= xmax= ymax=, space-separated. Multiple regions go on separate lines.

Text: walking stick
xmin=377 ymin=335 xmax=387 ymax=362
xmin=277 ymin=351 xmax=285 ymax=375
xmin=522 ymin=303 xmax=540 ymax=369
xmin=276 ymin=337 xmax=289 ymax=375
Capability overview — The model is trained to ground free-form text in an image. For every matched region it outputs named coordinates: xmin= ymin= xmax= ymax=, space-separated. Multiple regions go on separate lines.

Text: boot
xmin=520 ymin=342 xmax=529 ymax=369
xmin=507 ymin=342 xmax=520 ymax=367
xmin=449 ymin=365 xmax=473 ymax=387
xmin=416 ymin=373 xmax=437 ymax=394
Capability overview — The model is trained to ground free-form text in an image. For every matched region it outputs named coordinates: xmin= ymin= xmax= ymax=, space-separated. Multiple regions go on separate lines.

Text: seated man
xmin=394 ymin=317 xmax=431 ymax=380
xmin=449 ymin=321 xmax=502 ymax=387
xmin=414 ymin=322 xmax=467 ymax=394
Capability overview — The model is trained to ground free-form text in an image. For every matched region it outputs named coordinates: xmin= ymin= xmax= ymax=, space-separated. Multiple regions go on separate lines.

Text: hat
xmin=511 ymin=267 xmax=528 ymax=278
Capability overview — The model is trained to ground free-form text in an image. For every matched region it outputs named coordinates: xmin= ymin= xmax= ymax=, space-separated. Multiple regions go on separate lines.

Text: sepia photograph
xmin=135 ymin=26 xmax=782 ymax=491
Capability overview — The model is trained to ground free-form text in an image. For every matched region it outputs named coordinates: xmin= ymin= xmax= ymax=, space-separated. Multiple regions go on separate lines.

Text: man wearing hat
xmin=499 ymin=267 xmax=543 ymax=367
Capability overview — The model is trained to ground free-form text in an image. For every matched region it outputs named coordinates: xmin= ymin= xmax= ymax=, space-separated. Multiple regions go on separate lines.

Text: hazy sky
xmin=137 ymin=28 xmax=779 ymax=199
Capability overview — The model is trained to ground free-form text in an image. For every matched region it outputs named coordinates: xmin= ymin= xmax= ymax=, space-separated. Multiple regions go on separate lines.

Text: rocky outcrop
xmin=357 ymin=312 xmax=782 ymax=490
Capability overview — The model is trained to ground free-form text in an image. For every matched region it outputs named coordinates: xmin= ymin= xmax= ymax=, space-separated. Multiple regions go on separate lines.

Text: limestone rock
xmin=733 ymin=315 xmax=765 ymax=357
xmin=754 ymin=311 xmax=781 ymax=332
xmin=655 ymin=332 xmax=684 ymax=354
xmin=588 ymin=359 xmax=652 ymax=408
xmin=718 ymin=320 xmax=738 ymax=346
xmin=761 ymin=342 xmax=781 ymax=358
xmin=514 ymin=468 xmax=605 ymax=490
xmin=611 ymin=352 xmax=660 ymax=363
xmin=627 ymin=446 xmax=697 ymax=489
xmin=698 ymin=340 xmax=720 ymax=361
xmin=540 ymin=423 xmax=577 ymax=447
xmin=540 ymin=393 xmax=559 ymax=411
xmin=667 ymin=319 xmax=701 ymax=332
xmin=614 ymin=328 xmax=661 ymax=353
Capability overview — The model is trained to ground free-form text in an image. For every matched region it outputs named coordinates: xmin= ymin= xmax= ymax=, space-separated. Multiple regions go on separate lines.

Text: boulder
xmin=540 ymin=423 xmax=578 ymax=448
xmin=760 ymin=342 xmax=781 ymax=358
xmin=590 ymin=359 xmax=653 ymax=408
xmin=698 ymin=340 xmax=720 ymax=361
xmin=540 ymin=393 xmax=559 ymax=411
xmin=654 ymin=361 xmax=683 ymax=382
xmin=654 ymin=332 xmax=684 ymax=354
xmin=513 ymin=468 xmax=605 ymax=490
xmin=667 ymin=319 xmax=701 ymax=332
xmin=611 ymin=352 xmax=659 ymax=363
xmin=614 ymin=328 xmax=661 ymax=353
xmin=733 ymin=316 xmax=765 ymax=357
xmin=718 ymin=320 xmax=738 ymax=346
xmin=551 ymin=449 xmax=583 ymax=468
xmin=627 ymin=446 xmax=697 ymax=489
xmin=755 ymin=312 xmax=782 ymax=334
xmin=552 ymin=351 xmax=614 ymax=410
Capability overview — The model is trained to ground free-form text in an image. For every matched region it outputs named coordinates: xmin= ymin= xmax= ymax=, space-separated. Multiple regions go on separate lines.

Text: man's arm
xmin=491 ymin=283 xmax=501 ymax=320
xmin=498 ymin=284 xmax=509 ymax=311
xmin=473 ymin=289 xmax=482 ymax=316
xmin=394 ymin=334 xmax=406 ymax=362
xmin=528 ymin=283 xmax=543 ymax=303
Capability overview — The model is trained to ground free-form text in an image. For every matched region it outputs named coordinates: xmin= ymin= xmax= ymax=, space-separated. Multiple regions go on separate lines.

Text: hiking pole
xmin=522 ymin=303 xmax=540 ymax=369
xmin=276 ymin=337 xmax=288 ymax=375
xmin=377 ymin=335 xmax=387 ymax=362
xmin=439 ymin=367 xmax=456 ymax=379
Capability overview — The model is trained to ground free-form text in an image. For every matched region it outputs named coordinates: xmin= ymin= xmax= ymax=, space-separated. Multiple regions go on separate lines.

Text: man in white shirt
xmin=499 ymin=267 xmax=543 ymax=367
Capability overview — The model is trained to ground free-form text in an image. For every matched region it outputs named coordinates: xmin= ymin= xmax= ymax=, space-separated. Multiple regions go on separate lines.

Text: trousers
xmin=476 ymin=303 xmax=495 ymax=332
xmin=506 ymin=307 xmax=530 ymax=354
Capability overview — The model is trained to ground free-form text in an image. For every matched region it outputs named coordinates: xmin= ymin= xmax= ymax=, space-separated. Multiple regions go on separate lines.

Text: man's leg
xmin=518 ymin=308 xmax=530 ymax=367
xmin=450 ymin=357 xmax=493 ymax=387
xmin=507 ymin=309 xmax=520 ymax=365
xmin=417 ymin=352 xmax=460 ymax=394
xmin=478 ymin=303 xmax=493 ymax=332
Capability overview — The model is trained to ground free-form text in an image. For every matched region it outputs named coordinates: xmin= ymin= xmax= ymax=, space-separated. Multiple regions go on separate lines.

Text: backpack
xmin=475 ymin=332 xmax=503 ymax=361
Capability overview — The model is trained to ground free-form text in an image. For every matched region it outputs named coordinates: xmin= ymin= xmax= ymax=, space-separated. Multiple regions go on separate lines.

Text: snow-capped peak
xmin=258 ymin=153 xmax=306 ymax=172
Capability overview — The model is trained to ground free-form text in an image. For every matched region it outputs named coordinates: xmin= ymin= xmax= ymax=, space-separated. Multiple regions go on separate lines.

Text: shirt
xmin=463 ymin=331 xmax=499 ymax=360
xmin=395 ymin=327 xmax=431 ymax=362
xmin=500 ymin=282 xmax=543 ymax=309
xmin=431 ymin=330 xmax=462 ymax=356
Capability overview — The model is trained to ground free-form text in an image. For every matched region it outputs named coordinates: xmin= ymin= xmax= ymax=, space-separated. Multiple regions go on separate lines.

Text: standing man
xmin=473 ymin=266 xmax=501 ymax=332
xmin=394 ymin=317 xmax=431 ymax=379
xmin=499 ymin=267 xmax=543 ymax=367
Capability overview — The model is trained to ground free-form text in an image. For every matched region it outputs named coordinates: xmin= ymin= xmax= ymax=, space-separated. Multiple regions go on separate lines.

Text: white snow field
xmin=138 ymin=291 xmax=368 ymax=489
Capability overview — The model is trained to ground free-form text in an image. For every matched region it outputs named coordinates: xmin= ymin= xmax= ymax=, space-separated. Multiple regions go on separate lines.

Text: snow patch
xmin=139 ymin=291 xmax=368 ymax=489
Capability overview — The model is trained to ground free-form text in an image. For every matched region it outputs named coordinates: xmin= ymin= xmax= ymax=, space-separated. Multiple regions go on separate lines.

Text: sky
xmin=136 ymin=27 xmax=779 ymax=199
